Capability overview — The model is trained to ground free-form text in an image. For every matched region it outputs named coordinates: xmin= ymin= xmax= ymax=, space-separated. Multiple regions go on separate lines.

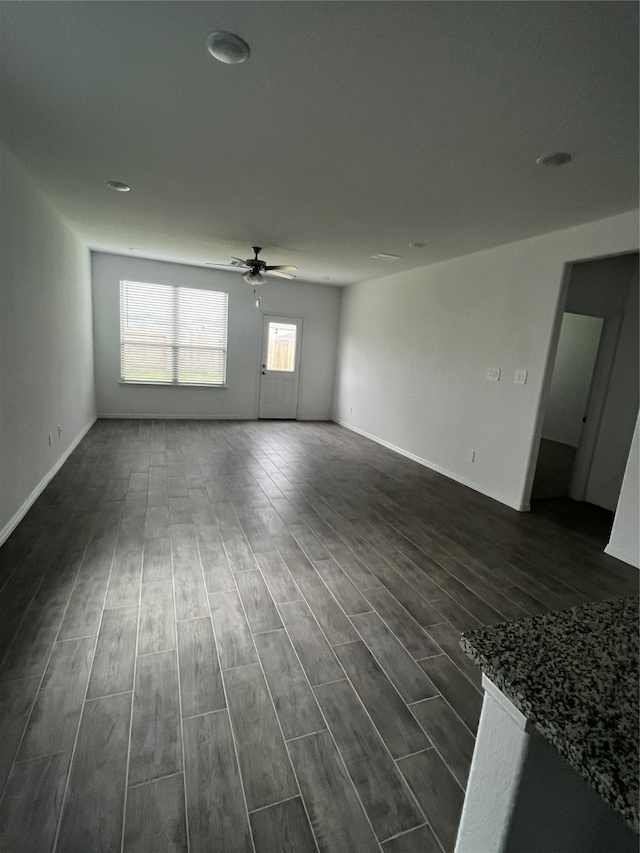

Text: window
xmin=266 ymin=322 xmax=297 ymax=372
xmin=120 ymin=280 xmax=228 ymax=386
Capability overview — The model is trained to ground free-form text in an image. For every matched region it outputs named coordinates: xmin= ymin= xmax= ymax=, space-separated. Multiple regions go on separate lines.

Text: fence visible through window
xmin=266 ymin=322 xmax=297 ymax=372
xmin=120 ymin=280 xmax=228 ymax=385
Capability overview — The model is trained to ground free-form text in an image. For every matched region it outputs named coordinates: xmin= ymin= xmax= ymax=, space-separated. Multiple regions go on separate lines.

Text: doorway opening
xmin=529 ymin=252 xmax=639 ymax=534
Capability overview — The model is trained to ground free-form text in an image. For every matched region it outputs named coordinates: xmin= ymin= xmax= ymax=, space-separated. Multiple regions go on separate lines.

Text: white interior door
xmin=259 ymin=316 xmax=302 ymax=419
xmin=541 ymin=313 xmax=604 ymax=447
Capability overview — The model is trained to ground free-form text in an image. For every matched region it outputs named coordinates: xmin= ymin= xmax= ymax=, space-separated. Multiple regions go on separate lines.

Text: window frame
xmin=119 ymin=280 xmax=229 ymax=387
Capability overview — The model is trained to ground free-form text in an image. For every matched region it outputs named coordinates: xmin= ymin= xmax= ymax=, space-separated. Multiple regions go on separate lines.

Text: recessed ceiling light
xmin=206 ymin=31 xmax=250 ymax=64
xmin=130 ymin=247 xmax=141 ymax=252
xmin=369 ymin=253 xmax=402 ymax=262
xmin=410 ymin=242 xmax=426 ymax=248
xmin=107 ymin=181 xmax=131 ymax=192
xmin=536 ymin=152 xmax=572 ymax=167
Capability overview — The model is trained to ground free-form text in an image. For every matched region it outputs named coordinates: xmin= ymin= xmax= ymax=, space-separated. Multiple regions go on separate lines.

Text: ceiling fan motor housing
xmin=231 ymin=247 xmax=297 ymax=282
xmin=247 ymin=247 xmax=266 ymax=270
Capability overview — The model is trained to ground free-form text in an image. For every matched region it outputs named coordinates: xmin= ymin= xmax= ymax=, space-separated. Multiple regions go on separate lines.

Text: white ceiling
xmin=1 ymin=2 xmax=637 ymax=285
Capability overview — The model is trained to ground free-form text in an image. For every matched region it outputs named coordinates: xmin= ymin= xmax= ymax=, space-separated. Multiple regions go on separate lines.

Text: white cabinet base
xmin=455 ymin=676 xmax=636 ymax=853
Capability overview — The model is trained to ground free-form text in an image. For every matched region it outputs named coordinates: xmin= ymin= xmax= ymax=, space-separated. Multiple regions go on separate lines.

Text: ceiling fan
xmin=211 ymin=247 xmax=297 ymax=285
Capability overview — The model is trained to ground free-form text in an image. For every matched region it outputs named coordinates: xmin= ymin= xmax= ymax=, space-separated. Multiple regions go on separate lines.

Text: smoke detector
xmin=536 ymin=152 xmax=572 ymax=167
xmin=206 ymin=31 xmax=250 ymax=64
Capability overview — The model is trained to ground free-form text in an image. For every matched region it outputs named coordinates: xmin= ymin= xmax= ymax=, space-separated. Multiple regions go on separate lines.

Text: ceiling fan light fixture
xmin=243 ymin=270 xmax=266 ymax=285
xmin=206 ymin=31 xmax=250 ymax=64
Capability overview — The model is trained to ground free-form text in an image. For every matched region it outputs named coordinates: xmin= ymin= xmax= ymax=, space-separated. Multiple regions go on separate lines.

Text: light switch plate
xmin=514 ymin=369 xmax=527 ymax=385
xmin=486 ymin=368 xmax=501 ymax=382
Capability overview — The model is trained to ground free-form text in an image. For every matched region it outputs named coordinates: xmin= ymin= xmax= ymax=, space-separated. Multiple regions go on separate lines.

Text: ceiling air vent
xmin=369 ymin=253 xmax=402 ymax=261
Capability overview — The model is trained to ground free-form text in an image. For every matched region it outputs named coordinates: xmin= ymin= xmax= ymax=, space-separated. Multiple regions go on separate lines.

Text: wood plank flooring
xmin=0 ymin=418 xmax=636 ymax=853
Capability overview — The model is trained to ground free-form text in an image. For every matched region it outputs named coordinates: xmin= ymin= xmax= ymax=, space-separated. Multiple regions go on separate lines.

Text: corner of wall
xmin=0 ymin=416 xmax=97 ymax=546
xmin=0 ymin=141 xmax=97 ymax=540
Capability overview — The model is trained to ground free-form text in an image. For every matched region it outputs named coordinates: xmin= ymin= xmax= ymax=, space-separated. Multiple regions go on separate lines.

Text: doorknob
xmin=261 ymin=370 xmax=266 ymax=375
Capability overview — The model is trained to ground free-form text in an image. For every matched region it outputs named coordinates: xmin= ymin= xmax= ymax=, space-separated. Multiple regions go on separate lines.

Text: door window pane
xmin=266 ymin=322 xmax=296 ymax=372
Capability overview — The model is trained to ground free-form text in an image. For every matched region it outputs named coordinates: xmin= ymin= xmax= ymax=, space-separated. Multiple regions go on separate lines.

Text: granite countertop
xmin=461 ymin=595 xmax=639 ymax=833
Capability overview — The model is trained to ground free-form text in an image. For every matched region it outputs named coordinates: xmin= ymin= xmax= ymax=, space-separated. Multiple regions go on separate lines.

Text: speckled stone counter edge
xmin=461 ymin=597 xmax=639 ymax=833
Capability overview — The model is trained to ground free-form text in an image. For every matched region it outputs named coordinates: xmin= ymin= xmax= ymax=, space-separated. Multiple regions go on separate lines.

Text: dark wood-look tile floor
xmin=0 ymin=419 xmax=636 ymax=853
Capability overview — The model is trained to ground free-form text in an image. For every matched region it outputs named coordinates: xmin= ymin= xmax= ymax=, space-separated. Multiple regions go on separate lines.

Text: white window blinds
xmin=120 ymin=280 xmax=228 ymax=386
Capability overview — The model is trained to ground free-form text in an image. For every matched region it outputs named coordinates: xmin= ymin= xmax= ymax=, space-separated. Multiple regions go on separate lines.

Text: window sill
xmin=119 ymin=381 xmax=227 ymax=388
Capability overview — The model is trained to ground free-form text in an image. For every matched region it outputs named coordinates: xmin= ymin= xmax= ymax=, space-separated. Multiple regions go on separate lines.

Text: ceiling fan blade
xmin=230 ymin=257 xmax=249 ymax=265
xmin=205 ymin=262 xmax=245 ymax=270
xmin=265 ymin=264 xmax=298 ymax=272
xmin=266 ymin=270 xmax=296 ymax=280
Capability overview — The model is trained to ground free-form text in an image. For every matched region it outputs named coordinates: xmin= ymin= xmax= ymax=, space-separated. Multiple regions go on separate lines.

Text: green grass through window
xmin=123 ymin=368 xmax=223 ymax=384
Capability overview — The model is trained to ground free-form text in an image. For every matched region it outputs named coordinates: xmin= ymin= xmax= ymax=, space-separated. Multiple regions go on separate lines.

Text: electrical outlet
xmin=48 ymin=433 xmax=52 ymax=447
xmin=514 ymin=369 xmax=527 ymax=385
xmin=486 ymin=367 xmax=501 ymax=382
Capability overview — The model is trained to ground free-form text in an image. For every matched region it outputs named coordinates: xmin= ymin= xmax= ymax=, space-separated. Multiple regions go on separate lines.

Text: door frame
xmin=257 ymin=313 xmax=304 ymax=419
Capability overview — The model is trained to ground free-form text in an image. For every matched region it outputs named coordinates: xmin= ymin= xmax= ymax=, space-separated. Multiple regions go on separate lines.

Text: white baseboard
xmin=334 ymin=419 xmax=528 ymax=512
xmin=0 ymin=417 xmax=97 ymax=547
xmin=99 ymin=413 xmax=332 ymax=422
xmin=98 ymin=413 xmax=255 ymax=420
xmin=604 ymin=542 xmax=640 ymax=569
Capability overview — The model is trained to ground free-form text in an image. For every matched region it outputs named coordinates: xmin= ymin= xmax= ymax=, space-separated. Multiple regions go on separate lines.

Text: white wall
xmin=0 ymin=142 xmax=96 ymax=540
xmin=334 ymin=210 xmax=639 ymax=513
xmin=565 ymin=254 xmax=635 ymax=316
xmin=92 ymin=253 xmax=341 ymax=420
xmin=606 ymin=417 xmax=639 ymax=569
xmin=541 ymin=313 xmax=603 ymax=447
